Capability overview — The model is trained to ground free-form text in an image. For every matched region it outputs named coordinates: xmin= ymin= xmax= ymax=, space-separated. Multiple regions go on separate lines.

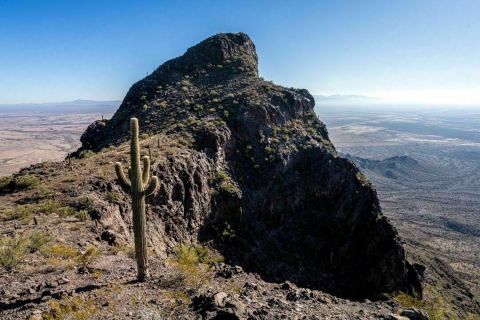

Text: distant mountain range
xmin=0 ymin=95 xmax=377 ymax=113
xmin=0 ymin=99 xmax=120 ymax=114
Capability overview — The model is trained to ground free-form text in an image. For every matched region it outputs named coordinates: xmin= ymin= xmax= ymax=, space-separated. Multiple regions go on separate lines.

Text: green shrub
xmin=0 ymin=235 xmax=29 ymax=272
xmin=28 ymin=231 xmax=53 ymax=253
xmin=41 ymin=199 xmax=62 ymax=214
xmin=209 ymin=170 xmax=240 ymax=196
xmin=210 ymin=170 xmax=228 ymax=184
xmin=58 ymin=206 xmax=76 ymax=217
xmin=0 ymin=175 xmax=12 ymax=190
xmin=3 ymin=200 xmax=80 ymax=221
xmin=78 ymin=150 xmax=94 ymax=159
xmin=2 ymin=200 xmax=86 ymax=222
xmin=217 ymin=221 xmax=236 ymax=241
xmin=173 ymin=243 xmax=223 ymax=267
xmin=75 ymin=210 xmax=89 ymax=221
xmin=37 ymin=186 xmax=55 ymax=198
xmin=14 ymin=175 xmax=39 ymax=189
xmin=51 ymin=202 xmax=88 ymax=220
xmin=173 ymin=244 xmax=200 ymax=266
xmin=307 ymin=127 xmax=317 ymax=135
xmin=3 ymin=204 xmax=36 ymax=221
xmin=219 ymin=181 xmax=240 ymax=195
xmin=170 ymin=243 xmax=223 ymax=288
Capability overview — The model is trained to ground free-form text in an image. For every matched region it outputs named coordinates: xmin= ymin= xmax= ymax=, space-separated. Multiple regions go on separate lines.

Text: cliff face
xmin=81 ymin=32 xmax=419 ymax=298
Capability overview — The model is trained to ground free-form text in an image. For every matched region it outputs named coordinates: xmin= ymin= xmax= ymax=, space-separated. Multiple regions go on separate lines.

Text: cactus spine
xmin=115 ymin=117 xmax=158 ymax=281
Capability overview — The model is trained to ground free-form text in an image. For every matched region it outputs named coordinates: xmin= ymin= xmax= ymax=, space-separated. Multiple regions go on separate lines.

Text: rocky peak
xmin=80 ymin=32 xmax=305 ymax=151
xmin=79 ymin=32 xmax=421 ymax=299
xmin=158 ymin=32 xmax=258 ymax=77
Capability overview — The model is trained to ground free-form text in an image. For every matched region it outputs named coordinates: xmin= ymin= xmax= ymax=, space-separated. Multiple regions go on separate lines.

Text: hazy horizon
xmin=1 ymin=95 xmax=479 ymax=110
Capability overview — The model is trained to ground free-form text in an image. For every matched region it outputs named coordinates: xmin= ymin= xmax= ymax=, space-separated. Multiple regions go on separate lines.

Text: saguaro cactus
xmin=115 ymin=118 xmax=159 ymax=281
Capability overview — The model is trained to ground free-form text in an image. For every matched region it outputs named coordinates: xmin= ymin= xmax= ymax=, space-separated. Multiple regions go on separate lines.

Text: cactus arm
xmin=115 ymin=162 xmax=131 ymax=192
xmin=143 ymin=176 xmax=159 ymax=197
xmin=142 ymin=156 xmax=150 ymax=186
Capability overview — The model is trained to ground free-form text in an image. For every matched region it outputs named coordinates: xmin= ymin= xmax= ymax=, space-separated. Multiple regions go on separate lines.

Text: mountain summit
xmin=79 ymin=32 xmax=420 ymax=299
xmin=162 ymin=32 xmax=258 ymax=76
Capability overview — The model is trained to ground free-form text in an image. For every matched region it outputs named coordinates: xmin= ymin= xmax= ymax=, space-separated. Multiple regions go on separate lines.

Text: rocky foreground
xmin=0 ymin=33 xmax=476 ymax=319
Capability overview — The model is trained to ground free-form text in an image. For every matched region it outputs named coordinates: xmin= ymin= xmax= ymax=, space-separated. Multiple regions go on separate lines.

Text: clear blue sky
xmin=1 ymin=0 xmax=479 ymax=104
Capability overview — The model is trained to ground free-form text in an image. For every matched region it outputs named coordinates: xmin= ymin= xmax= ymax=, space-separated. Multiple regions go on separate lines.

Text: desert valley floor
xmin=317 ymin=104 xmax=480 ymax=301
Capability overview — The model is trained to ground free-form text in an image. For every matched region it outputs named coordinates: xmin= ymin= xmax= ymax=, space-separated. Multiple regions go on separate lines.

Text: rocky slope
xmin=80 ymin=32 xmax=420 ymax=299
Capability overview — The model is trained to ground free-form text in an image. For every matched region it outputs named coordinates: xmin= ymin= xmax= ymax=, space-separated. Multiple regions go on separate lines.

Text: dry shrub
xmin=44 ymin=296 xmax=98 ymax=320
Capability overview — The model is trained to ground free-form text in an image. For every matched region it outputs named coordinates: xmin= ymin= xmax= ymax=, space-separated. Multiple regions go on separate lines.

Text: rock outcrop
xmin=81 ymin=32 xmax=420 ymax=298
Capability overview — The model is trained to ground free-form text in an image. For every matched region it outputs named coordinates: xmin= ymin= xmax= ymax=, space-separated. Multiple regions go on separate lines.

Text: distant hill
xmin=0 ymin=99 xmax=120 ymax=114
xmin=343 ymin=153 xmax=438 ymax=182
